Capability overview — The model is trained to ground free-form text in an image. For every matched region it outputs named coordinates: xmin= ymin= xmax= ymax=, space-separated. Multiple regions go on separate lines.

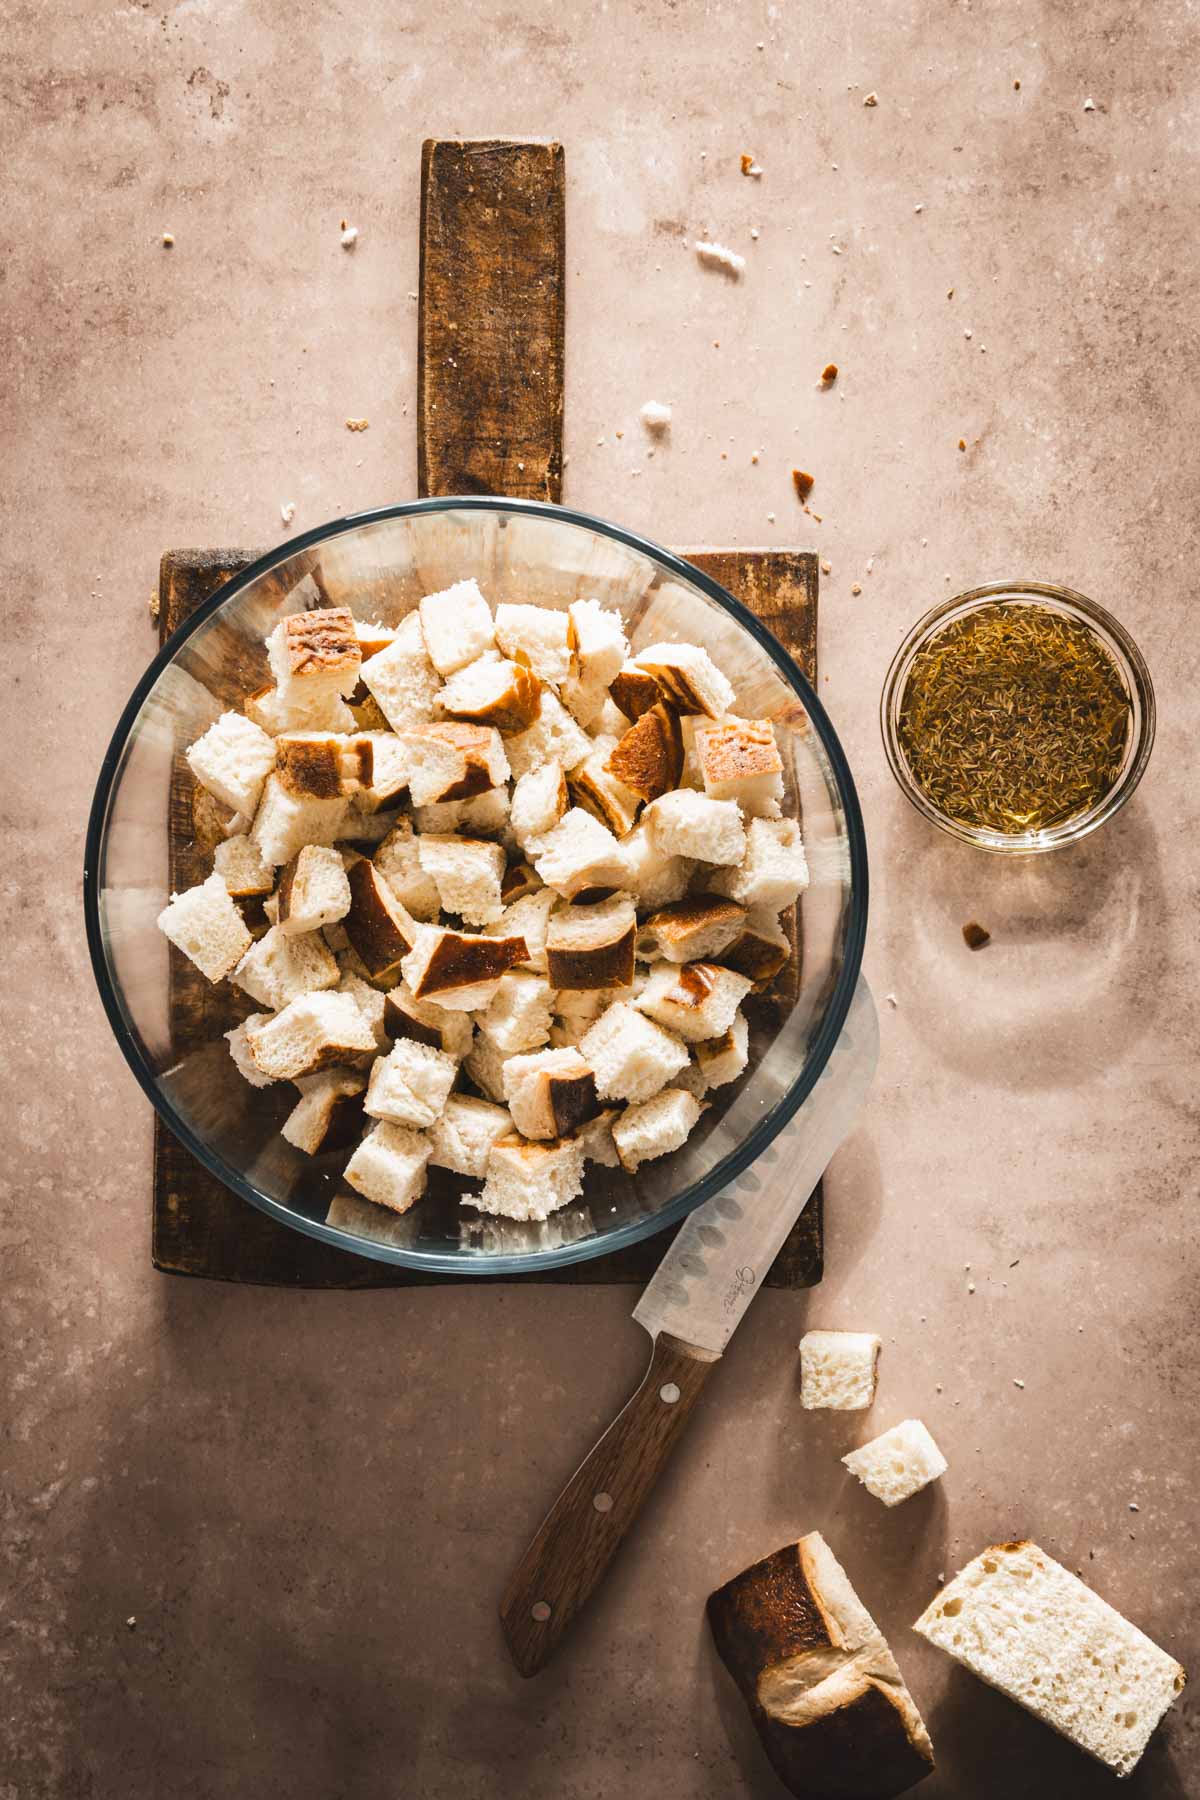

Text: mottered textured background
xmin=2 ymin=2 xmax=1199 ymax=1796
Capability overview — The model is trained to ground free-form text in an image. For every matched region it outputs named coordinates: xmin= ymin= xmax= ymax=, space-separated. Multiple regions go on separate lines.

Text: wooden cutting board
xmin=150 ymin=138 xmax=823 ymax=1289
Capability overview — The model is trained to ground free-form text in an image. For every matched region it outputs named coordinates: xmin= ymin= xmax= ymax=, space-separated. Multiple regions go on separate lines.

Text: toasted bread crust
xmin=718 ymin=922 xmax=792 ymax=985
xmin=382 ymin=992 xmax=444 ymax=1049
xmin=282 ymin=608 xmax=361 ymax=678
xmin=343 ymin=858 xmax=416 ymax=977
xmin=546 ymin=923 xmax=636 ymax=992
xmin=609 ymin=666 xmax=663 ymax=720
xmin=276 ymin=853 xmax=300 ymax=925
xmin=606 ymin=702 xmax=683 ymax=801
xmin=275 ymin=734 xmax=373 ymax=798
xmin=547 ymin=1070 xmax=600 ymax=1136
xmin=644 ymin=894 xmax=745 ymax=950
xmin=318 ymin=1091 xmax=367 ymax=1152
xmin=416 ymin=721 xmax=501 ymax=801
xmin=414 ymin=930 xmax=529 ymax=997
xmin=443 ymin=661 xmax=542 ymax=732
xmin=501 ymin=861 xmax=542 ymax=903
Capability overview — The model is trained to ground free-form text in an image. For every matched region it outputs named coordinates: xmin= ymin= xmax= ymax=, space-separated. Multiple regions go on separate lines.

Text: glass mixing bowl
xmin=85 ymin=499 xmax=867 ymax=1273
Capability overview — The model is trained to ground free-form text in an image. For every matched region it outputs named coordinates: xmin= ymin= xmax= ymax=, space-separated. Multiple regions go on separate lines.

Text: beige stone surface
xmin=2 ymin=2 xmax=1197 ymax=1796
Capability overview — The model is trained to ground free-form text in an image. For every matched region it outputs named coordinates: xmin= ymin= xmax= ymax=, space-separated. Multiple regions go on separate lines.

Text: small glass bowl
xmin=881 ymin=581 xmax=1155 ymax=854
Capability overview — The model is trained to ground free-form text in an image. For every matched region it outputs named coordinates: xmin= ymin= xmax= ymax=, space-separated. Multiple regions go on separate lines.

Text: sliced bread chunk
xmin=494 ymin=601 xmax=572 ymax=685
xmin=568 ymin=598 xmax=628 ymax=688
xmin=717 ymin=908 xmax=792 ymax=986
xmin=618 ymin=822 xmax=694 ymax=911
xmin=417 ymin=833 xmax=507 ymax=926
xmin=474 ymin=1133 xmax=586 ymax=1222
xmin=533 ymin=808 xmax=627 ymax=898
xmin=413 ymin=786 xmax=510 ymax=839
xmin=281 ymin=1068 xmax=366 ymax=1155
xmin=246 ymin=988 xmax=377 ymax=1080
xmin=713 ymin=816 xmax=810 ymax=910
xmin=477 ymin=970 xmax=556 ymax=1056
xmin=353 ymin=732 xmax=409 ymax=812
xmin=359 ymin=612 xmax=442 ymax=730
xmin=373 ymin=819 xmax=441 ymax=920
xmin=395 ymin=721 xmax=509 ymax=806
xmin=914 ymin=1543 xmax=1185 ymax=1778
xmin=633 ymin=640 xmax=735 ymax=717
xmin=438 ymin=655 xmax=541 ymax=732
xmin=569 ymin=739 xmax=641 ymax=836
xmin=186 ymin=711 xmax=277 ymax=817
xmin=571 ymin=1106 xmax=621 ymax=1167
xmin=635 ymin=960 xmax=753 ymax=1044
xmin=274 ymin=730 xmax=374 ymax=798
xmin=510 ymin=762 xmax=569 ymax=853
xmin=693 ymin=1009 xmax=749 ymax=1087
xmin=505 ymin=688 xmax=592 ymax=779
xmin=546 ymin=895 xmax=636 ymax=991
xmin=639 ymin=894 xmax=745 ymax=964
xmin=250 ymin=772 xmax=349 ymax=866
xmin=246 ymin=682 xmax=356 ymax=735
xmin=708 ymin=1533 xmax=935 ymax=1800
xmin=694 ymin=715 xmax=784 ymax=815
xmin=401 ymin=923 xmax=528 ymax=1009
xmin=799 ymin=1331 xmax=882 ymax=1411
xmin=354 ymin=619 xmax=396 ymax=661
xmin=579 ymin=1000 xmax=689 ymax=1103
xmin=552 ymin=986 xmax=615 ymax=1046
xmin=427 ymin=1093 xmax=513 ymax=1179
xmin=419 ymin=578 xmax=495 ymax=674
xmin=342 ymin=857 xmax=417 ymax=978
xmin=842 ymin=1420 xmax=947 ymax=1507
xmin=213 ymin=833 xmax=275 ymax=899
xmin=231 ymin=922 xmax=340 ymax=1009
xmin=503 ymin=1048 xmax=599 ymax=1140
xmin=157 ymin=873 xmax=253 ymax=983
xmin=643 ymin=789 xmax=745 ymax=865
xmin=382 ymin=980 xmax=474 ymax=1060
xmin=364 ymin=1037 xmax=458 ymax=1128
xmin=612 ymin=1087 xmax=702 ymax=1173
xmin=266 ymin=607 xmax=361 ymax=701
xmin=225 ymin=1013 xmax=277 ymax=1087
xmin=484 ymin=888 xmax=558 ymax=974
xmin=609 ymin=662 xmax=663 ymax=721
xmin=277 ymin=844 xmax=352 ymax=936
xmin=338 ymin=971 xmax=390 ymax=1049
xmin=605 ymin=702 xmax=683 ymax=803
xmin=463 ymin=1029 xmax=508 ymax=1103
xmin=343 ymin=1120 xmax=432 ymax=1214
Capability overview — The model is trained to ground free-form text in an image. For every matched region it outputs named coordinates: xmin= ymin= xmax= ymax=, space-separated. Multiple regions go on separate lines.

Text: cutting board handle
xmin=499 ymin=1332 xmax=720 ymax=1676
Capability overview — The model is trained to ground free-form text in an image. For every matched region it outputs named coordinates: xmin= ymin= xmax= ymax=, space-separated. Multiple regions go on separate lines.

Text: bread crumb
xmin=1013 ymin=1378 xmax=1025 ymax=1389
xmin=885 ymin=992 xmax=897 ymax=1007
xmin=863 ymin=91 xmax=878 ymax=106
xmin=125 ymin=1616 xmax=137 ymax=1629
xmin=914 ymin=203 xmax=924 ymax=214
xmin=866 ymin=556 xmax=874 ymax=574
xmin=958 ymin=438 xmax=967 ymax=451
xmin=640 ymin=400 xmax=672 ymax=432
xmin=148 ymin=589 xmax=160 ymax=621
xmin=850 ymin=582 xmax=862 ymax=596
xmin=791 ymin=468 xmax=814 ymax=500
xmin=766 ymin=512 xmax=775 ymax=523
xmin=345 ymin=418 xmax=369 ymax=432
xmin=740 ymin=154 xmax=763 ymax=177
xmin=967 ymin=1281 xmax=976 ymax=1294
xmin=1129 ymin=1501 xmax=1139 ymax=1512
xmin=962 ymin=921 xmax=991 ymax=950
xmin=341 ymin=224 xmax=359 ymax=247
xmin=820 ymin=559 xmax=831 ymax=574
xmin=280 ymin=501 xmax=296 ymax=526
xmin=1083 ymin=97 xmax=1096 ymax=111
xmin=161 ymin=231 xmax=174 ymax=248
xmin=750 ymin=227 xmax=760 ymax=240
xmin=1014 ymin=78 xmax=1021 ymax=90
xmin=820 ymin=362 xmax=838 ymax=385
xmin=695 ymin=239 xmax=746 ymax=276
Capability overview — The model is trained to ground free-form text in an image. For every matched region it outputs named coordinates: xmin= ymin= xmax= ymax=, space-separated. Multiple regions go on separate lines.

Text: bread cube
xmin=413 ymin=791 xmax=509 ymax=846
xmin=477 ymin=970 xmax=555 ymax=1055
xmin=670 ymin=1057 xmax=710 ymax=1100
xmin=712 ymin=817 xmax=809 ymax=910
xmin=913 ymin=1541 xmax=1187 ymax=1778
xmin=572 ymin=1106 xmax=622 ymax=1167
xmin=632 ymin=641 xmax=734 ymax=718
xmin=277 ymin=844 xmax=351 ymax=936
xmin=338 ymin=971 xmax=390 ymax=1049
xmin=157 ymin=872 xmax=253 ymax=983
xmin=605 ymin=703 xmax=683 ymax=803
xmin=213 ymin=833 xmax=274 ymax=899
xmin=383 ymin=980 xmax=474 ymax=1061
xmin=609 ymin=663 xmax=663 ymax=721
xmin=618 ymin=822 xmax=694 ymax=911
xmin=552 ymin=986 xmax=614 ymax=1047
xmin=344 ymin=1120 xmax=432 ymax=1215
xmin=503 ymin=1048 xmax=599 ymax=1140
xmin=225 ymin=1012 xmax=277 ymax=1087
xmin=717 ymin=908 xmax=792 ymax=986
xmin=643 ymin=790 xmax=745 ymax=865
xmin=250 ymin=772 xmax=349 ymax=867
xmin=246 ymin=989 xmax=377 ymax=1080
xmin=364 ymin=1037 xmax=458 ymax=1129
xmin=546 ymin=895 xmax=635 ymax=991
xmin=427 ymin=1093 xmax=513 ymax=1179
xmin=694 ymin=1009 xmax=749 ymax=1087
xmin=635 ymin=960 xmax=752 ymax=1044
xmin=639 ymin=894 xmax=745 ymax=964
xmin=419 ymin=578 xmax=495 ymax=674
xmin=612 ymin=1087 xmax=703 ymax=1172
xmin=281 ymin=1068 xmax=366 ymax=1155
xmin=505 ymin=688 xmax=592 ymax=779
xmin=417 ymin=833 xmax=507 ymax=926
xmin=266 ymin=607 xmax=361 ymax=701
xmin=842 ymin=1419 xmax=947 ymax=1507
xmin=568 ymin=598 xmax=628 ymax=688
xmin=494 ymin=602 xmax=572 ymax=685
xmin=694 ymin=716 xmax=784 ymax=816
xmin=342 ymin=858 xmax=417 ymax=978
xmin=533 ymin=808 xmax=627 ymax=898
xmin=401 ymin=923 xmax=529 ymax=1009
xmin=484 ymin=888 xmax=558 ymax=974
xmin=373 ymin=819 xmax=441 ymax=920
xmin=438 ymin=656 xmax=541 ymax=732
xmin=474 ymin=1133 xmax=586 ymax=1222
xmin=579 ymin=1000 xmax=689 ymax=1103
xmin=246 ymin=683 xmax=357 ymax=736
xmin=569 ymin=739 xmax=641 ymax=835
xmin=799 ymin=1331 xmax=882 ymax=1411
xmin=510 ymin=762 xmax=569 ymax=853
xmin=274 ymin=730 xmax=374 ymax=798
xmin=394 ymin=722 xmax=508 ymax=807
xmin=359 ymin=612 xmax=442 ymax=730
xmin=463 ymin=1030 xmax=509 ymax=1104
xmin=186 ymin=711 xmax=277 ymax=817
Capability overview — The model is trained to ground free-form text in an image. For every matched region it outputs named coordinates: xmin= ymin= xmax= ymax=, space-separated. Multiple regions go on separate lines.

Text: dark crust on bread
xmin=546 ymin=924 xmax=635 ymax=991
xmin=548 ymin=1070 xmax=600 ymax=1136
xmin=276 ymin=734 xmax=374 ymax=798
xmin=343 ymin=858 xmax=415 ymax=977
xmin=501 ymin=861 xmax=542 ymax=903
xmin=634 ymin=651 xmax=722 ymax=717
xmin=382 ymin=993 xmax=444 ymax=1049
xmin=569 ymin=762 xmax=641 ymax=835
xmin=644 ymin=893 xmax=745 ymax=949
xmin=411 ymin=721 xmax=501 ymax=802
xmin=276 ymin=852 xmax=300 ymax=925
xmin=717 ymin=924 xmax=790 ymax=985
xmin=317 ymin=1090 xmax=366 ymax=1153
xmin=442 ymin=660 xmax=542 ymax=732
xmin=283 ymin=608 xmax=361 ymax=678
xmin=609 ymin=665 xmax=663 ymax=720
xmin=606 ymin=702 xmax=683 ymax=801
xmin=570 ymin=885 xmax=617 ymax=905
xmin=708 ymin=1542 xmax=834 ymax=1688
xmin=414 ymin=929 xmax=529 ymax=997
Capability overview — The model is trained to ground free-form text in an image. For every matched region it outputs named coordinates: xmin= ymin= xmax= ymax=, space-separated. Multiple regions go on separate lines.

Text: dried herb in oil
xmin=897 ymin=603 xmax=1131 ymax=833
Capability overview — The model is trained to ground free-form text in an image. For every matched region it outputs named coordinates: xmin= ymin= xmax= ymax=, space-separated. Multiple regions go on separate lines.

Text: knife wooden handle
xmin=499 ymin=1332 xmax=720 ymax=1676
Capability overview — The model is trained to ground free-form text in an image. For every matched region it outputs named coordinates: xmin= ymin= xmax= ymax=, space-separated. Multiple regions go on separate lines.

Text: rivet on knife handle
xmin=499 ymin=1331 xmax=720 ymax=1677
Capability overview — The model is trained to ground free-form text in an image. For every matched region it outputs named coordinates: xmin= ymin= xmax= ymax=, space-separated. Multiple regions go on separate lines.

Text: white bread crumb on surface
xmin=695 ymin=239 xmax=746 ymax=275
xmin=639 ymin=400 xmax=672 ymax=431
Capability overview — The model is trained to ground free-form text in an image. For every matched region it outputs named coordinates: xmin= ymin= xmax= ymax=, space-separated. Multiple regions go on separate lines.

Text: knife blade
xmin=499 ymin=977 xmax=878 ymax=1676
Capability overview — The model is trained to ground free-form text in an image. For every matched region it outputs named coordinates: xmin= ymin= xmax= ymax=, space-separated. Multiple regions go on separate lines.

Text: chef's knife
xmin=499 ymin=977 xmax=879 ymax=1676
